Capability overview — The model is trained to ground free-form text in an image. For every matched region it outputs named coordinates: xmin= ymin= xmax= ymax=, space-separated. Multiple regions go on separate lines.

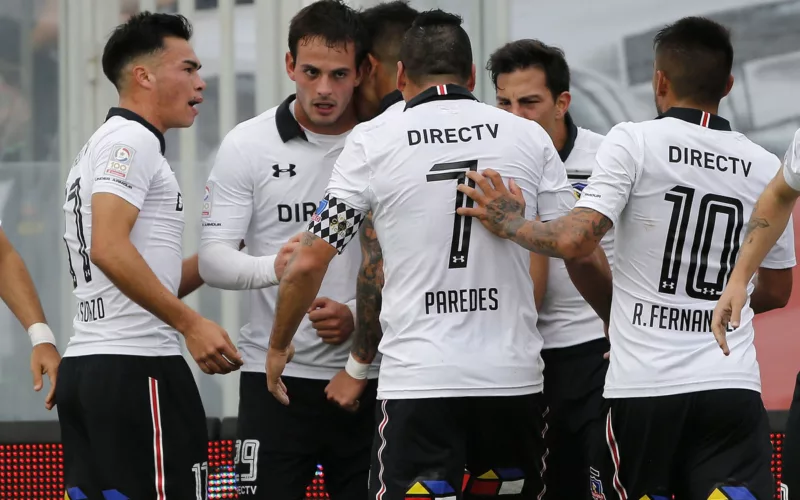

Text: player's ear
xmin=285 ymin=51 xmax=296 ymax=81
xmin=466 ymin=63 xmax=476 ymax=91
xmin=723 ymin=74 xmax=734 ymax=98
xmin=555 ymin=91 xmax=571 ymax=119
xmin=131 ymin=63 xmax=154 ymax=91
xmin=654 ymin=69 xmax=669 ymax=99
xmin=396 ymin=61 xmax=407 ymax=91
xmin=364 ymin=53 xmax=378 ymax=79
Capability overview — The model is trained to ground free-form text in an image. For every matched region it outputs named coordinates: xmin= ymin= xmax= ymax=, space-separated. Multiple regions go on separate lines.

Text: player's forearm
xmin=510 ymin=209 xmax=609 ymax=260
xmin=352 ymin=217 xmax=384 ymax=363
xmin=91 ymin=239 xmax=201 ymax=333
xmin=198 ymin=239 xmax=278 ymax=290
xmin=729 ymin=188 xmax=796 ymax=286
xmin=564 ymin=245 xmax=613 ymax=324
xmin=0 ymin=249 xmax=47 ymax=330
xmin=178 ymin=254 xmax=204 ymax=299
xmin=269 ymin=252 xmax=329 ymax=350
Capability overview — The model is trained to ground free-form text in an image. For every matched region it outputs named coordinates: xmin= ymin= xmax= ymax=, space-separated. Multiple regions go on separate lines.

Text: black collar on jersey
xmin=105 ymin=107 xmax=166 ymax=155
xmin=657 ymin=107 xmax=731 ymax=131
xmin=559 ymin=112 xmax=579 ymax=162
xmin=275 ymin=94 xmax=309 ymax=143
xmin=404 ymin=84 xmax=478 ymax=111
xmin=378 ymin=89 xmax=404 ymax=115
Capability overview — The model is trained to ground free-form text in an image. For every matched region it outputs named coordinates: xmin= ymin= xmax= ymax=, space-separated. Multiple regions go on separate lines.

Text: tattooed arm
xmin=457 ymin=169 xmax=613 ymax=260
xmin=712 ymin=168 xmax=799 ymax=355
xmin=351 ymin=213 xmax=385 ymax=363
xmin=727 ymin=173 xmax=798 ymax=288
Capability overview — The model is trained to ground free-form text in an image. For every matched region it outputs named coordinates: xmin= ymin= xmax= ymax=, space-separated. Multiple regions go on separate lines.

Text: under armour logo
xmin=452 ymin=255 xmax=465 ymax=264
xmin=272 ymin=164 xmax=297 ymax=178
xmin=662 ymin=281 xmax=675 ymax=290
xmin=176 ymin=193 xmax=183 ymax=211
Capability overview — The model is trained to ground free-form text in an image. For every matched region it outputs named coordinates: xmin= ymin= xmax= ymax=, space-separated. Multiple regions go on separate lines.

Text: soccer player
xmin=197 ymin=1 xmax=377 ymax=498
xmin=322 ymin=0 xmax=418 ymax=409
xmin=267 ymin=10 xmax=612 ymax=499
xmin=486 ymin=39 xmax=613 ymax=500
xmin=711 ymin=126 xmax=800 ymax=497
xmin=0 ymin=225 xmax=60 ymax=410
xmin=352 ymin=0 xmax=419 ymax=121
xmin=458 ymin=17 xmax=794 ymax=499
xmin=57 ymin=12 xmax=242 ymax=500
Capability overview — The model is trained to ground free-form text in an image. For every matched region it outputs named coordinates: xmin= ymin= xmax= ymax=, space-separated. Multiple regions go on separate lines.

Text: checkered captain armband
xmin=307 ymin=195 xmax=365 ymax=253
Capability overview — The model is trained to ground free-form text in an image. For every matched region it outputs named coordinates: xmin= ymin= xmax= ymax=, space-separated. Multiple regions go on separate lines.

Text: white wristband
xmin=345 ymin=353 xmax=370 ymax=380
xmin=28 ymin=323 xmax=56 ymax=347
xmin=262 ymin=254 xmax=279 ymax=286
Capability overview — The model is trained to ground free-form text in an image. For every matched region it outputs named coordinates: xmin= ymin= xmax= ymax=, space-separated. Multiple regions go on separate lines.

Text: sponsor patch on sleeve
xmin=201 ymin=183 xmax=214 ymax=218
xmin=104 ymin=144 xmax=136 ymax=180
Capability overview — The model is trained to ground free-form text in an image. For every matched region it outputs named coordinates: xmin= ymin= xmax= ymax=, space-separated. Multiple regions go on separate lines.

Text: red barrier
xmin=0 ymin=438 xmax=785 ymax=499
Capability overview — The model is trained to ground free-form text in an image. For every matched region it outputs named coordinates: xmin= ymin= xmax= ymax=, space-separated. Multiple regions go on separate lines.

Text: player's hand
xmin=184 ymin=316 xmax=244 ymax=374
xmin=275 ymin=234 xmax=302 ymax=280
xmin=325 ymin=369 xmax=367 ymax=412
xmin=31 ymin=343 xmax=60 ymax=410
xmin=266 ymin=343 xmax=295 ymax=405
xmin=456 ymin=169 xmax=526 ymax=239
xmin=308 ymin=297 xmax=355 ymax=345
xmin=711 ymin=280 xmax=748 ymax=356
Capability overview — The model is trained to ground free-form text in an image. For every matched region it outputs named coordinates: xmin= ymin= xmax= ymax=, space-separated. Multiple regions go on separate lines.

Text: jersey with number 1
xmin=310 ymin=84 xmax=576 ymax=400
xmin=575 ymin=107 xmax=796 ymax=398
xmin=62 ymin=108 xmax=185 ymax=357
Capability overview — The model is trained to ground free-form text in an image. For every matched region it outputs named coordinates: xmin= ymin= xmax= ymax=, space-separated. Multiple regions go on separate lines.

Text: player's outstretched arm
xmin=325 ymin=213 xmax=384 ymax=411
xmin=0 ymin=228 xmax=60 ymax=409
xmin=712 ymin=170 xmax=799 ymax=354
xmin=91 ymin=193 xmax=243 ymax=375
xmin=268 ymin=232 xmax=339 ymax=404
xmin=457 ymin=169 xmax=612 ymax=259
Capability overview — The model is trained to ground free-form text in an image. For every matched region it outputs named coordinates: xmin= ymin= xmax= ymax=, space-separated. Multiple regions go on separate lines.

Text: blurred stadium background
xmin=0 ymin=0 xmax=797 ymax=497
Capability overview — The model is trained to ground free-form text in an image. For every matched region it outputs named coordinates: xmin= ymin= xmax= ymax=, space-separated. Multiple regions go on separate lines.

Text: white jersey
xmin=201 ymin=96 xmax=374 ymax=379
xmin=537 ymin=117 xmax=616 ymax=349
xmin=575 ymin=107 xmax=796 ymax=398
xmin=312 ymin=84 xmax=576 ymax=400
xmin=62 ymin=108 xmax=185 ymax=357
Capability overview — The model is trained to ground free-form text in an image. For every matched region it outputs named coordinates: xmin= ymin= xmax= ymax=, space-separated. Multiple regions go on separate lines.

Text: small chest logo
xmin=272 ymin=164 xmax=297 ymax=178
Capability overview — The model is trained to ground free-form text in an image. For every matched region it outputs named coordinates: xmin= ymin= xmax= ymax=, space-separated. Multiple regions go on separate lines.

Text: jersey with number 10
xmin=575 ymin=107 xmax=796 ymax=398
xmin=311 ymin=84 xmax=576 ymax=400
xmin=62 ymin=108 xmax=185 ymax=357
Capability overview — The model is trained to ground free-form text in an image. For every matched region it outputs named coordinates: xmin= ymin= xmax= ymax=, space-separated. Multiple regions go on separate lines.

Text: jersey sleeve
xmin=308 ymin=130 xmax=371 ymax=254
xmin=91 ymin=130 xmax=162 ymax=209
xmin=782 ymin=129 xmax=800 ymax=191
xmin=574 ymin=122 xmax=640 ymax=226
xmin=535 ymin=145 xmax=577 ymax=222
xmin=200 ymin=132 xmax=254 ymax=240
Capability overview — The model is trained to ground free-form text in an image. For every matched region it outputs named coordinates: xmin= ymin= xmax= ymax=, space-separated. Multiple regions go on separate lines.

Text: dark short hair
xmin=653 ymin=16 xmax=734 ymax=105
xmin=486 ymin=39 xmax=570 ymax=100
xmin=399 ymin=9 xmax=472 ymax=85
xmin=288 ymin=0 xmax=368 ymax=68
xmin=360 ymin=1 xmax=419 ymax=65
xmin=102 ymin=12 xmax=193 ymax=90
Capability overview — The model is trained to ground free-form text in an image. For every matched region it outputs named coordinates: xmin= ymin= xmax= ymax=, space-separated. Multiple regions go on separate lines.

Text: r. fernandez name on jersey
xmin=630 ymin=301 xmax=733 ymax=334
